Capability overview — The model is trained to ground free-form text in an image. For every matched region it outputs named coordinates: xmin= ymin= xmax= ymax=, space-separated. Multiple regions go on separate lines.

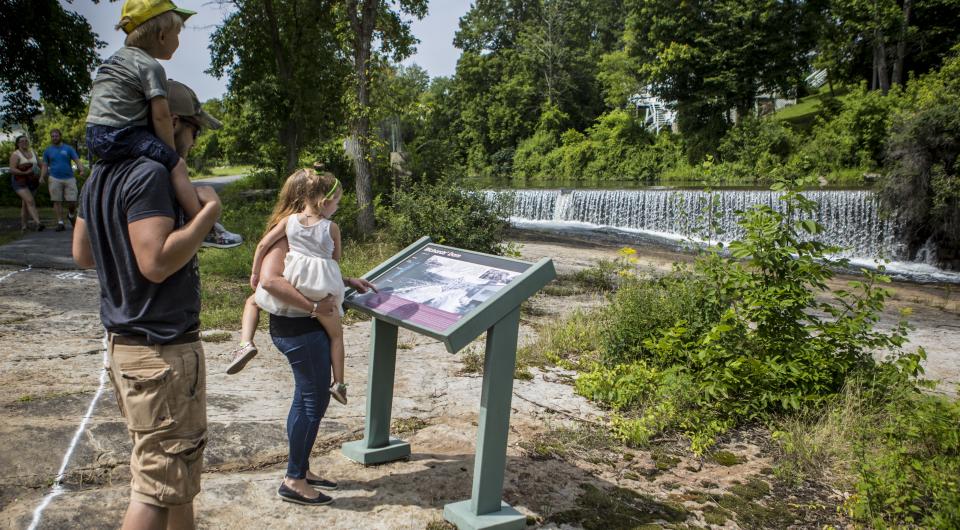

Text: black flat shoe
xmin=277 ymin=482 xmax=332 ymax=506
xmin=306 ymin=477 xmax=338 ymax=490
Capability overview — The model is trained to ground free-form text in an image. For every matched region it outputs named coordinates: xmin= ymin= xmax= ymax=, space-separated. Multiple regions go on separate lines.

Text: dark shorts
xmin=86 ymin=124 xmax=180 ymax=172
xmin=10 ymin=174 xmax=39 ymax=193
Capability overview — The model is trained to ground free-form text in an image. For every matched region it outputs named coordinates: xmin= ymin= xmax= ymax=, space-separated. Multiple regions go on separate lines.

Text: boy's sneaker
xmin=55 ymin=222 xmax=65 ymax=232
xmin=226 ymin=343 xmax=258 ymax=375
xmin=202 ymin=222 xmax=243 ymax=249
xmin=330 ymin=383 xmax=348 ymax=405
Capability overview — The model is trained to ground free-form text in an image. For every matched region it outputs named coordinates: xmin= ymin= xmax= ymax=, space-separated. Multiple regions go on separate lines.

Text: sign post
xmin=341 ymin=237 xmax=555 ymax=530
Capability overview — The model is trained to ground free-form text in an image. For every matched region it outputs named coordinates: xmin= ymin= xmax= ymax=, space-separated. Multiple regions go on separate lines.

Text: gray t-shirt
xmin=86 ymin=47 xmax=168 ymax=128
xmin=78 ymin=157 xmax=200 ymax=344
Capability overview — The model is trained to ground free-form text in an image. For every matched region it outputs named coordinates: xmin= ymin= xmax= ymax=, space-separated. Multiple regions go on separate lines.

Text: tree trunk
xmin=891 ymin=0 xmax=912 ymax=86
xmin=348 ymin=0 xmax=378 ymax=236
xmin=281 ymin=123 xmax=299 ymax=177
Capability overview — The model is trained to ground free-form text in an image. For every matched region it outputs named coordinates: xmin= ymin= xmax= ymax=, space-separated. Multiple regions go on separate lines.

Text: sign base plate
xmin=443 ymin=500 xmax=526 ymax=530
xmin=341 ymin=437 xmax=410 ymax=465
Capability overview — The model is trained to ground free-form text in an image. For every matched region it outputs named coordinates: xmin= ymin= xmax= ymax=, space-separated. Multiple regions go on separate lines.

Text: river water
xmin=488 ymin=188 xmax=960 ymax=284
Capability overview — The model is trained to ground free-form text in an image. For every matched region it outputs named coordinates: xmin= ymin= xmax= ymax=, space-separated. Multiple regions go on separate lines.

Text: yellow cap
xmin=119 ymin=0 xmax=196 ymax=34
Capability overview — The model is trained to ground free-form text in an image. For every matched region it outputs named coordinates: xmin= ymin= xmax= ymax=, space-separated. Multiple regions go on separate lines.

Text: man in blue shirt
xmin=41 ymin=129 xmax=86 ymax=231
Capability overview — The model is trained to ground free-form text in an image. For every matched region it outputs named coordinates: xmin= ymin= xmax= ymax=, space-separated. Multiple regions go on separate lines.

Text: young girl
xmin=227 ymin=168 xmax=351 ymax=405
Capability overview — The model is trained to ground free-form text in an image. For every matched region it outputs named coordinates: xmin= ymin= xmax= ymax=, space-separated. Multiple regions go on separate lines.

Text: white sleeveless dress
xmin=255 ymin=214 xmax=345 ymax=317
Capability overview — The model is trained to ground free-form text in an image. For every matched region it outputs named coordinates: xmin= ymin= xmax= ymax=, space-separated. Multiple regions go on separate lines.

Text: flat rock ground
xmin=1 ymin=234 xmax=957 ymax=529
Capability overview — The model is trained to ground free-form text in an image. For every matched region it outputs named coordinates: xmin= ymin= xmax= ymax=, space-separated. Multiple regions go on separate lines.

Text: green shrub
xmin=774 ymin=370 xmax=960 ymax=528
xmin=513 ymin=129 xmax=559 ymax=179
xmin=846 ymin=385 xmax=960 ymax=528
xmin=561 ymin=182 xmax=916 ymax=453
xmin=600 ymin=270 xmax=721 ymax=365
xmin=790 ymin=85 xmax=901 ymax=176
xmin=385 ymin=179 xmax=512 ymax=254
xmin=715 ymin=116 xmax=798 ymax=183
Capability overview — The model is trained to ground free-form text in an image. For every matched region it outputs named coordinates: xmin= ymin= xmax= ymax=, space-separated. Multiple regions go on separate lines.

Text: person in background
xmin=40 ymin=128 xmax=85 ymax=231
xmin=8 ymin=135 xmax=44 ymax=232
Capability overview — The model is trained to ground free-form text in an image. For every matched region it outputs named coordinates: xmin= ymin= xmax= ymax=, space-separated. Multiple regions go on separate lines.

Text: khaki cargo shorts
xmin=106 ymin=336 xmax=207 ymax=508
xmin=47 ymin=177 xmax=78 ymax=202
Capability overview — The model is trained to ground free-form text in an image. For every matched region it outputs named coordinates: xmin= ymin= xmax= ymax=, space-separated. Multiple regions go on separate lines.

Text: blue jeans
xmin=272 ymin=329 xmax=332 ymax=479
xmin=86 ymin=124 xmax=180 ymax=171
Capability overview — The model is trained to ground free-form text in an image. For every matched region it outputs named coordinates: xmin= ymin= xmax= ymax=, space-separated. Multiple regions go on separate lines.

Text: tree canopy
xmin=0 ymin=0 xmax=104 ymax=128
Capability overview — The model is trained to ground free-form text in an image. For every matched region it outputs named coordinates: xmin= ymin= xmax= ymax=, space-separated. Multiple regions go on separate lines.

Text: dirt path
xmin=0 ymin=235 xmax=956 ymax=529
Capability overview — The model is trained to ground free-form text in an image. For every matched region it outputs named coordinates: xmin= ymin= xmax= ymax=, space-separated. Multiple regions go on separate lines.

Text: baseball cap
xmin=167 ymin=80 xmax=222 ymax=130
xmin=119 ymin=0 xmax=196 ymax=34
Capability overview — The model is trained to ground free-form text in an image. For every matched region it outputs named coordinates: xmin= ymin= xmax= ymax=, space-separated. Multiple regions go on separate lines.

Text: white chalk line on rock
xmin=0 ymin=265 xmax=32 ymax=283
xmin=27 ymin=332 xmax=108 ymax=530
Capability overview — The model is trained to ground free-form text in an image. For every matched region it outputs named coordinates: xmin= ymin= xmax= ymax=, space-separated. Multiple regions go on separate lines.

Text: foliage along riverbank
xmin=517 ymin=188 xmax=960 ymax=528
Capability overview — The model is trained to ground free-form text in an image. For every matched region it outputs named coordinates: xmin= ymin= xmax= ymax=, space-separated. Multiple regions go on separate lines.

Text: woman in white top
xmin=7 ymin=135 xmax=44 ymax=231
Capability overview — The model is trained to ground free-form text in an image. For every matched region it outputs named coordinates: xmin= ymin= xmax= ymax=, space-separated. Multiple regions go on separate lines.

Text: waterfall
xmin=497 ymin=189 xmax=905 ymax=261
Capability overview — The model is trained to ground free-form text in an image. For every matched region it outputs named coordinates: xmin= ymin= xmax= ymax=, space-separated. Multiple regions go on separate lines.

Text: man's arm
xmin=72 ymin=150 xmax=85 ymax=175
xmin=40 ymin=152 xmax=49 ymax=183
xmin=72 ymin=218 xmax=95 ymax=269
xmin=128 ymin=186 xmax=220 ymax=283
xmin=149 ymin=96 xmax=177 ymax=150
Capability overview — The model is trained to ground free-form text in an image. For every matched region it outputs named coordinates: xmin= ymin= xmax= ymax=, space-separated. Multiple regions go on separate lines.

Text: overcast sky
xmin=63 ymin=0 xmax=472 ymax=102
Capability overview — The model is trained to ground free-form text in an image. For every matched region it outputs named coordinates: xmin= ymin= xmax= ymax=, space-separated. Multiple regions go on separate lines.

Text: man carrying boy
xmin=73 ymin=79 xmax=220 ymax=530
xmin=40 ymin=129 xmax=85 ymax=231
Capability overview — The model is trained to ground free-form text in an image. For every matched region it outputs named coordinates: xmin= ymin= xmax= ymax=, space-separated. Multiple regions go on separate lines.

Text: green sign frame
xmin=341 ymin=236 xmax=556 ymax=530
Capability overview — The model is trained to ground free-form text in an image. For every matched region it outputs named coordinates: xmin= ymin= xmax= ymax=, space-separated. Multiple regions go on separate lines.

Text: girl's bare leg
xmin=315 ymin=312 xmax=344 ymax=385
xmin=240 ymin=294 xmax=259 ymax=345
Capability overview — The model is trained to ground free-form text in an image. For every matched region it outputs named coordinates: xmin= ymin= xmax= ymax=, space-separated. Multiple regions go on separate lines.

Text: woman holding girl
xmin=243 ymin=168 xmax=374 ymax=505
xmin=226 ymin=168 xmax=358 ymax=403
xmin=8 ymin=135 xmax=44 ymax=232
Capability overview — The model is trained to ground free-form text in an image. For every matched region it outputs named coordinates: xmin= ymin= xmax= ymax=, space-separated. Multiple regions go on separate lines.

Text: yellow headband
xmin=324 ymin=178 xmax=340 ymax=200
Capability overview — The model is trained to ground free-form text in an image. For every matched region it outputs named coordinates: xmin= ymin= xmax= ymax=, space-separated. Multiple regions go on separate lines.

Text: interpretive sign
xmin=349 ymin=243 xmax=530 ymax=333
xmin=342 ymin=237 xmax=556 ymax=530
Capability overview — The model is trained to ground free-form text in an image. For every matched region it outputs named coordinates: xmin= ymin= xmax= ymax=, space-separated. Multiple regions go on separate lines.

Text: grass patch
xmin=520 ymin=423 xmax=617 ymax=461
xmin=202 ymin=331 xmax=232 ymax=343
xmin=652 ymin=449 xmax=681 ymax=471
xmin=0 ymin=206 xmax=28 ymax=246
xmin=550 ymin=483 xmax=689 ymax=529
xmin=517 ymin=307 xmax=603 ymax=370
xmin=191 ymin=164 xmax=254 ymax=179
xmin=710 ymin=450 xmax=744 ymax=466
xmin=717 ymin=478 xmax=797 ymax=529
xmin=773 ymin=377 xmax=960 ymax=528
xmin=424 ymin=520 xmax=455 ymax=530
xmin=392 ymin=417 xmax=429 ymax=434
xmin=458 ymin=347 xmax=483 ymax=375
xmin=701 ymin=504 xmax=728 ymax=526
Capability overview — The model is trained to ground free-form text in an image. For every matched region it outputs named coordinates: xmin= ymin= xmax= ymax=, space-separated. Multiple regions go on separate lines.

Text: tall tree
xmin=821 ymin=0 xmax=960 ymax=92
xmin=0 ymin=0 xmax=104 ymax=128
xmin=627 ymin=0 xmax=820 ymax=160
xmin=209 ymin=0 xmax=350 ymax=176
xmin=343 ymin=0 xmax=426 ymax=235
